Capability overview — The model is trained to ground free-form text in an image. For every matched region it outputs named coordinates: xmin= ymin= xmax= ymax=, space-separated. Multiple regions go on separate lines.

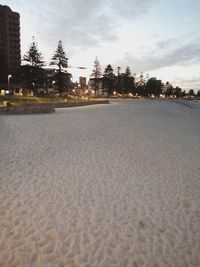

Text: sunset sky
xmin=2 ymin=0 xmax=200 ymax=90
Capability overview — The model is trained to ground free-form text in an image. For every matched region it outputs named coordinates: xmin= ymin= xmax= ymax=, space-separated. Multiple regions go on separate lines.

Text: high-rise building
xmin=79 ymin=76 xmax=87 ymax=88
xmin=0 ymin=5 xmax=21 ymax=77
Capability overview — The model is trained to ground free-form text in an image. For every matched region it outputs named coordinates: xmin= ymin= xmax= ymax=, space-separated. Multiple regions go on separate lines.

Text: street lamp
xmin=77 ymin=84 xmax=80 ymax=100
xmin=52 ymin=80 xmax=55 ymax=103
xmin=8 ymin=74 xmax=12 ymax=92
xmin=117 ymin=67 xmax=120 ymax=94
xmin=52 ymin=80 xmax=55 ymax=87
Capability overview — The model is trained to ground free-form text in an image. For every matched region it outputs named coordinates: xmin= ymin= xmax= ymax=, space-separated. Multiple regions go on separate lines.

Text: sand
xmin=0 ymin=99 xmax=200 ymax=267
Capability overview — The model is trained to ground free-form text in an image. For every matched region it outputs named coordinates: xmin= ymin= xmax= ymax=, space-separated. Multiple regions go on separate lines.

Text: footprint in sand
xmin=183 ymin=196 xmax=193 ymax=210
xmin=47 ymin=229 xmax=60 ymax=241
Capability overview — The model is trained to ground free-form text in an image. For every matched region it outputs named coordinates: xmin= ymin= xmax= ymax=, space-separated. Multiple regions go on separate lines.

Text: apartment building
xmin=0 ymin=5 xmax=21 ymax=75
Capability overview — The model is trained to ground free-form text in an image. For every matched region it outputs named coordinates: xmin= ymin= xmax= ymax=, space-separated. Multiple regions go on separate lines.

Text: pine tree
xmin=135 ymin=72 xmax=146 ymax=96
xmin=103 ymin=64 xmax=115 ymax=96
xmin=23 ymin=37 xmax=44 ymax=93
xmin=90 ymin=57 xmax=102 ymax=96
xmin=125 ymin=66 xmax=131 ymax=77
xmin=165 ymin=82 xmax=174 ymax=97
xmin=174 ymin=87 xmax=182 ymax=98
xmin=51 ymin=40 xmax=68 ymax=72
xmin=124 ymin=66 xmax=135 ymax=96
xmin=23 ymin=37 xmax=44 ymax=67
xmin=188 ymin=89 xmax=195 ymax=98
xmin=51 ymin=41 xmax=69 ymax=95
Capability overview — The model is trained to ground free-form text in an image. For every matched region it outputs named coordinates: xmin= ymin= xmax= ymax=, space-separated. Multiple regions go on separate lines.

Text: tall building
xmin=0 ymin=5 xmax=21 ymax=80
xmin=79 ymin=76 xmax=87 ymax=88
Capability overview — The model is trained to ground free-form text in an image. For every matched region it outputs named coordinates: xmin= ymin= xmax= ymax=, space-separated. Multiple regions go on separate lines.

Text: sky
xmin=2 ymin=0 xmax=200 ymax=91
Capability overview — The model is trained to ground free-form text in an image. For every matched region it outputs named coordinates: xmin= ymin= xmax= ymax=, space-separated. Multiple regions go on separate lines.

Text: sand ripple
xmin=0 ymin=100 xmax=200 ymax=266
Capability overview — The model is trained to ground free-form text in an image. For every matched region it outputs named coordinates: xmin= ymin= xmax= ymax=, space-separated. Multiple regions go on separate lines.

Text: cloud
xmin=178 ymin=77 xmax=200 ymax=84
xmin=175 ymin=76 xmax=200 ymax=90
xmin=19 ymin=0 xmax=156 ymax=49
xmin=110 ymin=0 xmax=157 ymax=19
xmin=119 ymin=36 xmax=200 ymax=72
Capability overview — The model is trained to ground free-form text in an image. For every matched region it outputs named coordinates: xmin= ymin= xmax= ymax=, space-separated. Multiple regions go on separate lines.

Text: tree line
xmin=2 ymin=37 xmax=200 ymax=98
xmin=5 ymin=37 xmax=69 ymax=96
xmin=24 ymin=37 xmax=69 ymax=95
xmin=90 ymin=57 xmax=200 ymax=98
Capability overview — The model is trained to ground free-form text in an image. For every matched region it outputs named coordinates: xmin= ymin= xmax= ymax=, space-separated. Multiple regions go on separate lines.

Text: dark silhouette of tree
xmin=135 ymin=72 xmax=147 ymax=96
xmin=160 ymin=83 xmax=165 ymax=95
xmin=146 ymin=77 xmax=162 ymax=97
xmin=196 ymin=90 xmax=200 ymax=98
xmin=116 ymin=67 xmax=121 ymax=94
xmin=51 ymin=40 xmax=69 ymax=95
xmin=51 ymin=40 xmax=68 ymax=72
xmin=180 ymin=90 xmax=186 ymax=98
xmin=174 ymin=87 xmax=182 ymax=98
xmin=123 ymin=66 xmax=135 ymax=96
xmin=188 ymin=89 xmax=195 ymax=98
xmin=165 ymin=82 xmax=174 ymax=97
xmin=103 ymin=64 xmax=115 ymax=96
xmin=90 ymin=57 xmax=102 ymax=96
xmin=23 ymin=37 xmax=44 ymax=67
xmin=17 ymin=65 xmax=45 ymax=92
xmin=118 ymin=67 xmax=135 ymax=96
xmin=22 ymin=37 xmax=44 ymax=93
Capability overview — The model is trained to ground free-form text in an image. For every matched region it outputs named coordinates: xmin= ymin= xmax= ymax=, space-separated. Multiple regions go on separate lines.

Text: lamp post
xmin=32 ymin=82 xmax=35 ymax=91
xmin=117 ymin=67 xmax=120 ymax=95
xmin=77 ymin=84 xmax=80 ymax=100
xmin=8 ymin=74 xmax=12 ymax=92
xmin=85 ymin=89 xmax=89 ymax=100
xmin=52 ymin=80 xmax=55 ymax=103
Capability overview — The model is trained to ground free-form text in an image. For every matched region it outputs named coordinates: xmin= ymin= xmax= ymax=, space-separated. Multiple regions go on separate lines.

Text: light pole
xmin=32 ymin=82 xmax=35 ymax=91
xmin=117 ymin=67 xmax=120 ymax=96
xmin=8 ymin=74 xmax=12 ymax=92
xmin=77 ymin=84 xmax=80 ymax=100
xmin=52 ymin=80 xmax=55 ymax=103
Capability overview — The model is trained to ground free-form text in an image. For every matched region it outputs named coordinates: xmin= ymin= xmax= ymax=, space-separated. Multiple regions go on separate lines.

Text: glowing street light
xmin=52 ymin=80 xmax=56 ymax=103
xmin=8 ymin=74 xmax=12 ymax=91
xmin=52 ymin=80 xmax=56 ymax=94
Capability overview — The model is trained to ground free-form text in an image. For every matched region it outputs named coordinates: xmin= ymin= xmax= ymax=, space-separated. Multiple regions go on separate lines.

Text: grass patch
xmin=0 ymin=95 xmax=91 ymax=106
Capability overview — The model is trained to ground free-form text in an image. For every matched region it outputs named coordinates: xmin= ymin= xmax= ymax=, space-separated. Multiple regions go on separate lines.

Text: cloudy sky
xmin=2 ymin=0 xmax=200 ymax=90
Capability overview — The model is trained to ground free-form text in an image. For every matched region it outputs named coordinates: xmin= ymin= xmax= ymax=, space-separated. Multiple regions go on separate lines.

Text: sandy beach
xmin=0 ymin=99 xmax=200 ymax=267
